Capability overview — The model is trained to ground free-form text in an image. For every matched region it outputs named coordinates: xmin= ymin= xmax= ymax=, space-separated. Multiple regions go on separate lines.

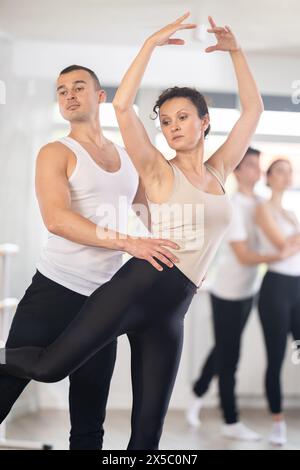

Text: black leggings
xmin=193 ymin=294 xmax=253 ymax=423
xmin=0 ymin=257 xmax=196 ymax=450
xmin=258 ymin=271 xmax=300 ymax=415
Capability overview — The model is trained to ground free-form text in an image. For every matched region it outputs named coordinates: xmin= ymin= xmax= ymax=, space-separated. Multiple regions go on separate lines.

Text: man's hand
xmin=124 ymin=237 xmax=180 ymax=271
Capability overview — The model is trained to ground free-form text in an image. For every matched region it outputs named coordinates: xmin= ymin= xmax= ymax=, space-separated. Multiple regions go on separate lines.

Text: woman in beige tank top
xmin=113 ymin=12 xmax=264 ymax=286
xmin=0 ymin=13 xmax=264 ymax=450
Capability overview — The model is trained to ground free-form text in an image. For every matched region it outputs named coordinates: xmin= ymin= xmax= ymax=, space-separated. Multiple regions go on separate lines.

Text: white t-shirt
xmin=209 ymin=192 xmax=263 ymax=300
xmin=256 ymin=206 xmax=300 ymax=276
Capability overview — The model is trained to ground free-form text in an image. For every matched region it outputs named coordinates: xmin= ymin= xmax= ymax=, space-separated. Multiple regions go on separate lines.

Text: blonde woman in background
xmin=256 ymin=158 xmax=300 ymax=446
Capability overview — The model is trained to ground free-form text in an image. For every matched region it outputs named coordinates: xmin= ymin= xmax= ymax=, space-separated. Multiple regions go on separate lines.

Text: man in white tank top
xmin=186 ymin=147 xmax=291 ymax=441
xmin=0 ymin=65 xmax=178 ymax=449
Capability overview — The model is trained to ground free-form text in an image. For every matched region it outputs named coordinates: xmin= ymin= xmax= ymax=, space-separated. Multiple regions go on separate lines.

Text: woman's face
xmin=159 ymin=97 xmax=209 ymax=151
xmin=267 ymin=160 xmax=293 ymax=191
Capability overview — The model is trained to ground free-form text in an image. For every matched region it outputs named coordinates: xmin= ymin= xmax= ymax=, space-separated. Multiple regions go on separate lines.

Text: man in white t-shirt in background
xmin=186 ymin=147 xmax=291 ymax=441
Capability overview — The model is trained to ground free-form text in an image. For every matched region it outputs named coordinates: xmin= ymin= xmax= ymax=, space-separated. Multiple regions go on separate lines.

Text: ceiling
xmin=0 ymin=0 xmax=299 ymax=55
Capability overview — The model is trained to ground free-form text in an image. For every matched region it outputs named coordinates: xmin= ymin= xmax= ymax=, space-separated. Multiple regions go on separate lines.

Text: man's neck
xmin=69 ymin=121 xmax=106 ymax=147
xmin=238 ymin=184 xmax=255 ymax=198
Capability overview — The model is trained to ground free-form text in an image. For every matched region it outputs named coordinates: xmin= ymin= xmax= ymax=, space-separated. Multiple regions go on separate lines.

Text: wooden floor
xmin=3 ymin=408 xmax=300 ymax=450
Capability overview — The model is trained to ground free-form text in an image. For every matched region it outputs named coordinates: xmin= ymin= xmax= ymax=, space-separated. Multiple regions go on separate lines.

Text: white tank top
xmin=257 ymin=205 xmax=300 ymax=276
xmin=37 ymin=136 xmax=139 ymax=295
xmin=146 ymin=161 xmax=233 ymax=288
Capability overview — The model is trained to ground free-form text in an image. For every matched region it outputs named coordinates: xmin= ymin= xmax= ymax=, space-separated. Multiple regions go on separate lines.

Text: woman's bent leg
xmin=1 ymin=258 xmax=162 ymax=382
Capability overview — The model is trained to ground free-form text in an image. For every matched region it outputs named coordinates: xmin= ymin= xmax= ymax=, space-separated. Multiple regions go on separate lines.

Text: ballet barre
xmin=0 ymin=244 xmax=52 ymax=450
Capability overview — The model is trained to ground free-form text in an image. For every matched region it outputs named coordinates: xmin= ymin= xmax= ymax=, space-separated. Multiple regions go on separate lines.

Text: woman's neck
xmin=174 ymin=146 xmax=205 ymax=175
xmin=270 ymin=190 xmax=284 ymax=209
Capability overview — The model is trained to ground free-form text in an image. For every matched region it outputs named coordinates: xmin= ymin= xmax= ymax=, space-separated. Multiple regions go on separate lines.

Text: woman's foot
xmin=186 ymin=396 xmax=203 ymax=428
xmin=269 ymin=421 xmax=287 ymax=447
xmin=222 ymin=422 xmax=262 ymax=441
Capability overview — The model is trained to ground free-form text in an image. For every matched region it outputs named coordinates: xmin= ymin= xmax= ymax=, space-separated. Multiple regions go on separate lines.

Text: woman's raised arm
xmin=206 ymin=16 xmax=264 ymax=180
xmin=113 ymin=12 xmax=196 ymax=184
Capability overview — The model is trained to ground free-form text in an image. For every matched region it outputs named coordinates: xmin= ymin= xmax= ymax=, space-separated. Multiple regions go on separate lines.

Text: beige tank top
xmin=146 ymin=161 xmax=233 ymax=288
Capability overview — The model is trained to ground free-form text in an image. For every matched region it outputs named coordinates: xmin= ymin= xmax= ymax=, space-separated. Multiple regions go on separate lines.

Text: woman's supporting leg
xmin=127 ymin=321 xmax=183 ymax=450
xmin=124 ymin=272 xmax=195 ymax=450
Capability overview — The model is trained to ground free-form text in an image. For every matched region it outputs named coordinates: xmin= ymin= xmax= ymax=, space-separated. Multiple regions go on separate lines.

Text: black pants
xmin=193 ymin=293 xmax=254 ymax=424
xmin=258 ymin=271 xmax=300 ymax=414
xmin=1 ymin=257 xmax=196 ymax=450
xmin=0 ymin=270 xmax=117 ymax=450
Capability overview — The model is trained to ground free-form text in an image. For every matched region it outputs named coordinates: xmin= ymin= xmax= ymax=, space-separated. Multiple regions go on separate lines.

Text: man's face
xmin=235 ymin=154 xmax=261 ymax=186
xmin=56 ymin=70 xmax=104 ymax=122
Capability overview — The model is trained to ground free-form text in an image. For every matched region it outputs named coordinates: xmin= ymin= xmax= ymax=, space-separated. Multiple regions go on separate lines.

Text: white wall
xmin=11 ymin=39 xmax=300 ymax=96
xmin=0 ymin=36 xmax=58 ymax=419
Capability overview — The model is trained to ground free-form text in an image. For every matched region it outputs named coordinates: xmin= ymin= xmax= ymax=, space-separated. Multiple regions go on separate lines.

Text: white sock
xmin=186 ymin=396 xmax=203 ymax=428
xmin=269 ymin=421 xmax=287 ymax=446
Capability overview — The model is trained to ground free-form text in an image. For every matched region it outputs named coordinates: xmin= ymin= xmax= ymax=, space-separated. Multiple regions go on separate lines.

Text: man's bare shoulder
xmin=37 ymin=140 xmax=72 ymax=167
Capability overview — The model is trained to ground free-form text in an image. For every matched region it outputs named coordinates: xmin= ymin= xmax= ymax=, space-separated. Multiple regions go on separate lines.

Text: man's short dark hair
xmin=59 ymin=65 xmax=101 ymax=90
xmin=235 ymin=147 xmax=261 ymax=171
